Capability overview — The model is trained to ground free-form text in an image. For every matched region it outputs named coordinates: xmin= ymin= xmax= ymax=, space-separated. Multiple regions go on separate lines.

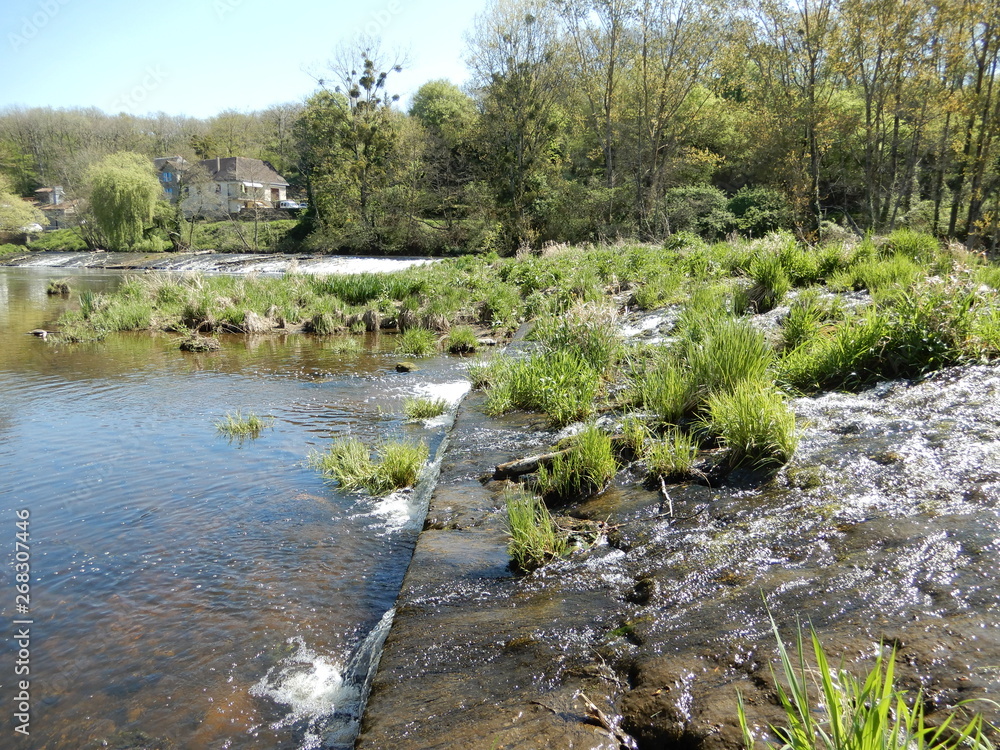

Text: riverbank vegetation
xmin=215 ymin=410 xmax=273 ymax=439
xmin=4 ymin=0 xmax=1000 ymax=254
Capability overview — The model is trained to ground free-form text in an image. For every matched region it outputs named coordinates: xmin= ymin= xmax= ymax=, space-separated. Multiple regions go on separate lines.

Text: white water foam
xmin=250 ymin=610 xmax=396 ymax=749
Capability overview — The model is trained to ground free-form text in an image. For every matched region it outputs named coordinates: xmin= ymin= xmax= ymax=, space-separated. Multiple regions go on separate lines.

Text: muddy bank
xmin=0 ymin=250 xmax=434 ymax=275
xmin=356 ymin=364 xmax=1000 ymax=749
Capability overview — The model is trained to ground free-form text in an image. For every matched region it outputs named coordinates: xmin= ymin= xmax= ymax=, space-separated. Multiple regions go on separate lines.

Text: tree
xmin=86 ymin=152 xmax=161 ymax=250
xmin=469 ymin=0 xmax=568 ymax=248
xmin=0 ymin=175 xmax=44 ymax=233
xmin=295 ymin=39 xmax=406 ymax=250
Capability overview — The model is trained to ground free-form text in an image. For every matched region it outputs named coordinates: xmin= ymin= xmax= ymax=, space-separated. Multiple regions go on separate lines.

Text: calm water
xmin=0 ymin=267 xmax=468 ymax=749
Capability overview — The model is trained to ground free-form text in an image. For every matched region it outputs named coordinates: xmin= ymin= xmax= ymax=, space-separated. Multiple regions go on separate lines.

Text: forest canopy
xmin=2 ymin=0 xmax=998 ymax=252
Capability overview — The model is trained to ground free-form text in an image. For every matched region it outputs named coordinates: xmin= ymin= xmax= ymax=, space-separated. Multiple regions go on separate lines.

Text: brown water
xmin=0 ymin=267 xmax=468 ymax=749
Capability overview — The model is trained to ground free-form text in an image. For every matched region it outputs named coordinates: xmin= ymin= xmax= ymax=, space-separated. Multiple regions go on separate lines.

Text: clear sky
xmin=1 ymin=0 xmax=488 ymax=118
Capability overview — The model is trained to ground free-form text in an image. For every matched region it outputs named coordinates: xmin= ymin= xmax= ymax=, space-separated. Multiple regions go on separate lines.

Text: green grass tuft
xmin=445 ymin=325 xmax=479 ymax=354
xmin=646 ymin=427 xmax=700 ymax=479
xmin=395 ymin=327 xmax=438 ymax=356
xmin=310 ymin=436 xmax=428 ymax=495
xmin=738 ymin=617 xmax=995 ymax=750
xmin=702 ymin=381 xmax=798 ymax=468
xmin=404 ymin=397 xmax=449 ymax=420
xmin=215 ymin=410 xmax=273 ymax=439
xmin=537 ymin=423 xmax=617 ymax=501
xmin=504 ymin=488 xmax=569 ymax=574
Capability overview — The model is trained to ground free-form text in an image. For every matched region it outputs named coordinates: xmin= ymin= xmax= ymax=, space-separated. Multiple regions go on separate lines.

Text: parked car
xmin=277 ymin=200 xmax=301 ymax=210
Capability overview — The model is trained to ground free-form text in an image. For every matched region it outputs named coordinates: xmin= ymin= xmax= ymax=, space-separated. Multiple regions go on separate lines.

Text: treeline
xmin=2 ymin=0 xmax=999 ymax=253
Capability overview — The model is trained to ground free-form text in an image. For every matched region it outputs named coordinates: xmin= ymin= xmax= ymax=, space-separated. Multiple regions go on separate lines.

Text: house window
xmin=161 ymin=172 xmax=173 ymax=182
xmin=165 ymin=187 xmax=173 ymax=195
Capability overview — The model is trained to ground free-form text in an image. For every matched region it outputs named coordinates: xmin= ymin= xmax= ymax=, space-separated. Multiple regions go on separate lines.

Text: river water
xmin=0 ymin=266 xmax=467 ymax=749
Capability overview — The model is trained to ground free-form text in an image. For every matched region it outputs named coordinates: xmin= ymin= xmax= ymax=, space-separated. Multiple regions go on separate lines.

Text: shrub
xmin=0 ymin=243 xmax=25 ymax=255
xmin=28 ymin=228 xmax=88 ymax=251
xmin=662 ymin=185 xmax=735 ymax=239
xmin=504 ymin=489 xmax=568 ymax=573
xmin=728 ymin=186 xmax=793 ymax=237
xmin=536 ymin=424 xmax=617 ymax=500
xmin=702 ymin=380 xmax=798 ymax=468
xmin=395 ymin=327 xmax=438 ymax=356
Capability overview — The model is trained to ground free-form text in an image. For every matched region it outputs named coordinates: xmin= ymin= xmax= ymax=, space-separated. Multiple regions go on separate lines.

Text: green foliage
xmin=404 ymin=397 xmax=449 ymax=420
xmin=703 ymin=380 xmax=798 ymax=468
xmin=738 ymin=619 xmax=995 ymax=750
xmin=0 ymin=243 xmax=24 ymax=255
xmin=310 ymin=436 xmax=428 ymax=495
xmin=87 ymin=152 xmax=161 ymax=250
xmin=482 ymin=349 xmax=601 ymax=427
xmin=530 ymin=301 xmax=622 ymax=372
xmin=395 ymin=327 xmax=438 ymax=356
xmin=536 ymin=424 xmax=617 ymax=501
xmin=215 ymin=410 xmax=273 ymax=439
xmin=504 ymin=489 xmax=568 ymax=573
xmin=636 ymin=358 xmax=700 ymax=425
xmin=685 ymin=318 xmax=775 ymax=398
xmin=28 ymin=228 xmax=88 ymax=251
xmin=445 ymin=325 xmax=479 ymax=354
xmin=662 ymin=185 xmax=735 ymax=239
xmin=0 ymin=174 xmax=44 ymax=232
xmin=646 ymin=428 xmax=700 ymax=479
xmin=728 ymin=187 xmax=793 ymax=238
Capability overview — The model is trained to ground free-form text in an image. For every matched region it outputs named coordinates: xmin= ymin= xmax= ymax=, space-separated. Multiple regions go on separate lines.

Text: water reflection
xmin=0 ymin=267 xmax=460 ymax=748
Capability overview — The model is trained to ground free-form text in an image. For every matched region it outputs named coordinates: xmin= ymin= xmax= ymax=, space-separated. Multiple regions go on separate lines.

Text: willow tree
xmin=87 ymin=152 xmax=161 ymax=250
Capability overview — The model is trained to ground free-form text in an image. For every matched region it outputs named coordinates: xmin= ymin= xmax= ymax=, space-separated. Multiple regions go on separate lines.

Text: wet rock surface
xmin=357 ymin=366 xmax=1000 ymax=749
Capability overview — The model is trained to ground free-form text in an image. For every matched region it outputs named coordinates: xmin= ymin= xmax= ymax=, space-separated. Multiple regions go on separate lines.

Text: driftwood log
xmin=493 ymin=435 xmax=628 ymax=480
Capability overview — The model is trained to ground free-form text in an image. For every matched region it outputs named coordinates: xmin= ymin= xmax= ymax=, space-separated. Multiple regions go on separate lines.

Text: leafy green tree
xmin=86 ymin=152 xmax=161 ymax=250
xmin=0 ymin=175 xmax=44 ymax=233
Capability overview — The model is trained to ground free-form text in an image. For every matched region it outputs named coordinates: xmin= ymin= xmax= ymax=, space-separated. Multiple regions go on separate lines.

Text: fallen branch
xmin=494 ymin=448 xmax=572 ymax=479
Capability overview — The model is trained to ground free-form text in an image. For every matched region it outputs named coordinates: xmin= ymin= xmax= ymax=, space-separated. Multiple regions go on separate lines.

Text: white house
xmin=182 ymin=157 xmax=289 ymax=216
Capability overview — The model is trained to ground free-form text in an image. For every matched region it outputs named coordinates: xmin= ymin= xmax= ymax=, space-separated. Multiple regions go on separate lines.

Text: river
xmin=0 ymin=265 xmax=466 ymax=749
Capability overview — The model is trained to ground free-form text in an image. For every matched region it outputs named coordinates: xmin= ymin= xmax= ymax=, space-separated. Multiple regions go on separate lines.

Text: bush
xmin=662 ymin=185 xmax=735 ymax=239
xmin=702 ymin=380 xmax=798 ymax=468
xmin=728 ymin=186 xmax=793 ymax=237
xmin=536 ymin=424 xmax=617 ymax=501
xmin=28 ymin=228 xmax=88 ymax=251
xmin=504 ymin=489 xmax=569 ymax=573
xmin=0 ymin=243 xmax=25 ymax=255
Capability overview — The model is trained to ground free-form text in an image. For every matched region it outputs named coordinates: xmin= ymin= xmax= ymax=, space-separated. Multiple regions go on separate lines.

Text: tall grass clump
xmin=482 ymin=350 xmax=601 ymax=427
xmin=742 ymin=251 xmax=792 ymax=313
xmin=537 ymin=424 xmax=617 ymax=501
xmin=685 ymin=318 xmax=775 ymax=398
xmin=646 ymin=427 xmax=700 ymax=479
xmin=738 ymin=618 xmax=995 ymax=750
xmin=395 ymin=327 xmax=438 ymax=356
xmin=884 ymin=228 xmax=939 ymax=261
xmin=781 ymin=290 xmax=838 ymax=351
xmin=404 ymin=397 xmax=448 ymax=420
xmin=215 ymin=410 xmax=273 ymax=439
xmin=636 ymin=358 xmax=700 ymax=425
xmin=445 ymin=325 xmax=479 ymax=354
xmin=531 ymin=301 xmax=623 ymax=373
xmin=310 ymin=436 xmax=428 ymax=495
xmin=703 ymin=381 xmax=798 ymax=468
xmin=504 ymin=489 xmax=569 ymax=573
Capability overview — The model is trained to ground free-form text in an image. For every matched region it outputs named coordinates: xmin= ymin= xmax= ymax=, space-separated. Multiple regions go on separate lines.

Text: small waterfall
xmin=250 ymin=608 xmax=395 ymax=749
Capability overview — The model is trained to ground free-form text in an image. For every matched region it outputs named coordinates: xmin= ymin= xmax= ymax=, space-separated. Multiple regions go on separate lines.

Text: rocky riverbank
xmin=356 ymin=359 xmax=1000 ymax=749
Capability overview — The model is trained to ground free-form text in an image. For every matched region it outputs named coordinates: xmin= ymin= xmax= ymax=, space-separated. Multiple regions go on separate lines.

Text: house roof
xmin=154 ymin=156 xmax=187 ymax=171
xmin=196 ymin=157 xmax=289 ymax=187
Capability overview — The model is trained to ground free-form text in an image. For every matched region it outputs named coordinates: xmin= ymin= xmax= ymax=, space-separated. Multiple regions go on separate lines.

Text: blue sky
xmin=1 ymin=0 xmax=488 ymax=118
